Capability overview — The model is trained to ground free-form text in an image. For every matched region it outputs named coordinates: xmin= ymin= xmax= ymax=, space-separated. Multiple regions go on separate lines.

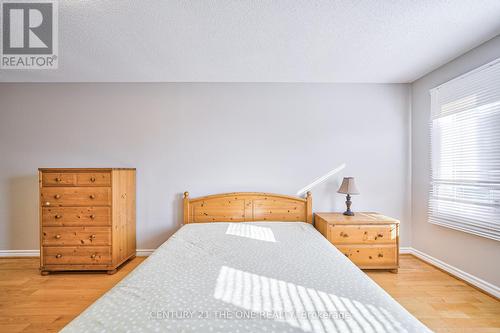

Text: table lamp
xmin=337 ymin=177 xmax=359 ymax=216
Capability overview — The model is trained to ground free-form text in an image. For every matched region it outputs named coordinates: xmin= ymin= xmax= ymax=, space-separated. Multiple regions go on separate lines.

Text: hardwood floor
xmin=366 ymin=255 xmax=500 ymax=333
xmin=0 ymin=255 xmax=498 ymax=332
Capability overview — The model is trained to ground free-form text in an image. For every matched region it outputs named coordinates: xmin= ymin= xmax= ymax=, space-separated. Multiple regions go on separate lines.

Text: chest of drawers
xmin=39 ymin=168 xmax=136 ymax=275
xmin=315 ymin=212 xmax=399 ymax=272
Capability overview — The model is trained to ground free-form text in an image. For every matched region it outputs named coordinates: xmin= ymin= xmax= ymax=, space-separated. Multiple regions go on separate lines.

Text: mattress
xmin=62 ymin=222 xmax=431 ymax=333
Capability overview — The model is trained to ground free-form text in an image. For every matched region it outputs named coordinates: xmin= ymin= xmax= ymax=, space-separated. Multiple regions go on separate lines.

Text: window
xmin=429 ymin=58 xmax=500 ymax=241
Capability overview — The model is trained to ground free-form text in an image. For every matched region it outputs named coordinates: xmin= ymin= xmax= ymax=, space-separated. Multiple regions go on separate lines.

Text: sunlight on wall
xmin=213 ymin=265 xmax=407 ymax=333
xmin=296 ymin=163 xmax=346 ymax=196
xmin=225 ymin=223 xmax=276 ymax=242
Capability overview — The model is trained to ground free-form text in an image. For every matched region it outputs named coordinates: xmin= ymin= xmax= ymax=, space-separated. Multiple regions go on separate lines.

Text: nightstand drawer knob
xmin=55 ymin=234 xmax=61 ymax=239
xmin=90 ymin=254 xmax=96 ymax=259
xmin=55 ymin=214 xmax=62 ymax=219
xmin=54 ymin=194 xmax=61 ymax=199
xmin=90 ymin=177 xmax=96 ymax=182
xmin=55 ymin=177 xmax=61 ymax=182
xmin=90 ymin=234 xmax=96 ymax=239
xmin=378 ymin=253 xmax=384 ymax=258
xmin=90 ymin=214 xmax=96 ymax=219
xmin=339 ymin=232 xmax=349 ymax=238
xmin=55 ymin=254 xmax=62 ymax=259
xmin=89 ymin=194 xmax=96 ymax=199
xmin=377 ymin=233 xmax=384 ymax=238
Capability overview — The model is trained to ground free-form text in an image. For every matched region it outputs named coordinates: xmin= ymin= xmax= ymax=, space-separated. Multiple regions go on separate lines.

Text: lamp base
xmin=343 ymin=194 xmax=354 ymax=216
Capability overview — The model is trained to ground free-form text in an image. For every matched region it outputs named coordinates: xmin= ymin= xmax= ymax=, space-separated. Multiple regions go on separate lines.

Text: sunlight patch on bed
xmin=225 ymin=223 xmax=276 ymax=242
xmin=213 ymin=265 xmax=407 ymax=333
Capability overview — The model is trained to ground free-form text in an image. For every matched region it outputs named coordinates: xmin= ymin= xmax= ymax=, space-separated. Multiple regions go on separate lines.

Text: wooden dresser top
xmin=315 ymin=212 xmax=399 ymax=225
xmin=39 ymin=168 xmax=136 ymax=172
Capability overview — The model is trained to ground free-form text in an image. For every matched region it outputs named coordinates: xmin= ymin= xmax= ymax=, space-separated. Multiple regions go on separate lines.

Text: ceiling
xmin=1 ymin=0 xmax=499 ymax=83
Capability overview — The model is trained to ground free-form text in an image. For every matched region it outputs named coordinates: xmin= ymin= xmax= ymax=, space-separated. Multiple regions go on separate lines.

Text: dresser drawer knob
xmin=340 ymin=231 xmax=349 ymax=237
xmin=54 ymin=194 xmax=61 ymax=199
xmin=55 ymin=214 xmax=62 ymax=219
xmin=55 ymin=254 xmax=62 ymax=259
xmin=90 ymin=214 xmax=96 ymax=220
xmin=55 ymin=234 xmax=61 ymax=239
xmin=90 ymin=254 xmax=96 ymax=259
xmin=90 ymin=234 xmax=96 ymax=239
xmin=377 ymin=233 xmax=384 ymax=238
xmin=55 ymin=177 xmax=61 ymax=182
xmin=44 ymin=202 xmax=51 ymax=206
xmin=90 ymin=177 xmax=96 ymax=182
xmin=378 ymin=253 xmax=384 ymax=258
xmin=89 ymin=194 xmax=96 ymax=199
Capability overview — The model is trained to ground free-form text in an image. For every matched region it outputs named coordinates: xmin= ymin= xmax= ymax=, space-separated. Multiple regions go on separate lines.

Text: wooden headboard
xmin=183 ymin=192 xmax=312 ymax=224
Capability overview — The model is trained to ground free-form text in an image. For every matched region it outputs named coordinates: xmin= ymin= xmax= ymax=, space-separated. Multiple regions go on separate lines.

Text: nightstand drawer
xmin=337 ymin=245 xmax=397 ymax=267
xmin=329 ymin=224 xmax=396 ymax=244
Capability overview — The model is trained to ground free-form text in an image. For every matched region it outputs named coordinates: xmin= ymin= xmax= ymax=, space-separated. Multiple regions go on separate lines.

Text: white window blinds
xmin=429 ymin=58 xmax=500 ymax=241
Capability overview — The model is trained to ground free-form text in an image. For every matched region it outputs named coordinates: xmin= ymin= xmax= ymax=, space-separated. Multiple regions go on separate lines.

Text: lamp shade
xmin=337 ymin=177 xmax=360 ymax=195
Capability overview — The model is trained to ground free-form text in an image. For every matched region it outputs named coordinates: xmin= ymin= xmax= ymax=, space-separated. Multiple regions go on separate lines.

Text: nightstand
xmin=315 ymin=212 xmax=399 ymax=272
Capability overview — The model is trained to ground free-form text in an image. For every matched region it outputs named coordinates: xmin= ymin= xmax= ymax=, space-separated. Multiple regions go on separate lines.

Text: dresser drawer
xmin=42 ymin=227 xmax=111 ymax=246
xmin=76 ymin=172 xmax=111 ymax=186
xmin=337 ymin=245 xmax=397 ymax=267
xmin=42 ymin=173 xmax=76 ymax=186
xmin=43 ymin=246 xmax=111 ymax=265
xmin=329 ymin=224 xmax=396 ymax=244
xmin=41 ymin=187 xmax=111 ymax=207
xmin=42 ymin=207 xmax=111 ymax=226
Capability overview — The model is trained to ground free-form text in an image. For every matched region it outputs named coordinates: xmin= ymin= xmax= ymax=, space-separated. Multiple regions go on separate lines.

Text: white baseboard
xmin=399 ymin=246 xmax=412 ymax=254
xmin=410 ymin=248 xmax=499 ymax=299
xmin=0 ymin=250 xmax=40 ymax=257
xmin=136 ymin=249 xmax=155 ymax=257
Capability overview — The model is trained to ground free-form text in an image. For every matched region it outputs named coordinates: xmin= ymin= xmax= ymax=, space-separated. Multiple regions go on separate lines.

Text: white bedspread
xmin=62 ymin=222 xmax=431 ymax=333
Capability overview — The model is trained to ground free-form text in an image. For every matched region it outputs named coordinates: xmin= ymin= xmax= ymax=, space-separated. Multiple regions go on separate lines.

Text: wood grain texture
xmin=40 ymin=187 xmax=112 ymax=207
xmin=336 ymin=244 xmax=398 ymax=267
xmin=329 ymin=224 xmax=396 ymax=244
xmin=42 ymin=173 xmax=76 ymax=186
xmin=111 ymin=169 xmax=137 ymax=265
xmin=315 ymin=212 xmax=400 ymax=270
xmin=42 ymin=227 xmax=111 ymax=246
xmin=0 ymin=256 xmax=498 ymax=333
xmin=315 ymin=212 xmax=400 ymax=225
xmin=183 ymin=191 xmax=312 ymax=224
xmin=76 ymin=172 xmax=111 ymax=186
xmin=39 ymin=168 xmax=136 ymax=274
xmin=41 ymin=207 xmax=111 ymax=227
xmin=42 ymin=172 xmax=111 ymax=187
xmin=43 ymin=246 xmax=111 ymax=265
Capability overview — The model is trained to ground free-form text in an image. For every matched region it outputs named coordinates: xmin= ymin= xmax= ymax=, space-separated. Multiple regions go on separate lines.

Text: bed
xmin=62 ymin=192 xmax=431 ymax=333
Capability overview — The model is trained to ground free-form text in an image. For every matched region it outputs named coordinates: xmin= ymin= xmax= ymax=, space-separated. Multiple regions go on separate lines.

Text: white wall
xmin=0 ymin=83 xmax=410 ymax=250
xmin=411 ymin=36 xmax=500 ymax=286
